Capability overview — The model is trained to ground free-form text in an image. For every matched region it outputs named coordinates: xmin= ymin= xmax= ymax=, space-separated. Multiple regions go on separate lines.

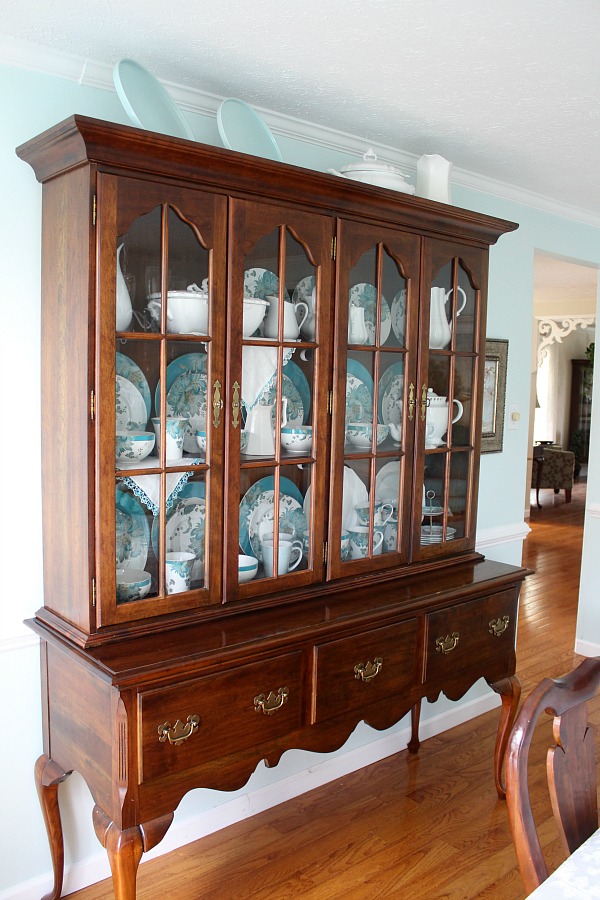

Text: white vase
xmin=416 ymin=154 xmax=452 ymax=204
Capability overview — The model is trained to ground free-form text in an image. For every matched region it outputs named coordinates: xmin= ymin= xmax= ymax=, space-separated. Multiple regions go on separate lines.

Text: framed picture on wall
xmin=481 ymin=339 xmax=508 ymax=453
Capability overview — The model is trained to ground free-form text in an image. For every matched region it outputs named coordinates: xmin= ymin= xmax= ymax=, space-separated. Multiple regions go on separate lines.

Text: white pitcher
xmin=244 ymin=398 xmax=288 ymax=456
xmin=348 ymin=305 xmax=368 ymax=344
xmin=429 ymin=286 xmax=467 ymax=349
xmin=416 ymin=154 xmax=452 ymax=204
xmin=425 ymin=389 xmax=464 ymax=448
xmin=264 ymin=297 xmax=308 ymax=340
xmin=116 ymin=243 xmax=133 ymax=332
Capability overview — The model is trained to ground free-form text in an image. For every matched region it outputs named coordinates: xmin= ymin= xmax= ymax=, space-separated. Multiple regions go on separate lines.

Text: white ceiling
xmin=2 ymin=0 xmax=600 ymax=303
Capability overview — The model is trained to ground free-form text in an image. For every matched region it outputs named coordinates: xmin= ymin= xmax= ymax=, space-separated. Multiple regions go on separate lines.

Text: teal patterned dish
xmin=115 ymin=430 xmax=155 ymax=462
xmin=391 ymin=289 xmax=407 ymax=344
xmin=243 ymin=267 xmax=280 ymax=300
xmin=348 ymin=282 xmax=391 ymax=345
xmin=116 ymin=352 xmax=151 ymax=419
xmin=378 ymin=362 xmax=405 ymax=426
xmin=116 ymin=487 xmax=150 ymax=571
xmin=155 ymin=353 xmax=208 ymax=454
xmin=346 ymin=358 xmax=374 ymax=424
xmin=259 ymin=359 xmax=310 ymax=426
xmin=116 ymin=568 xmax=151 ymax=602
xmin=239 ymin=476 xmax=304 ymax=557
xmin=116 ymin=375 xmax=148 ymax=431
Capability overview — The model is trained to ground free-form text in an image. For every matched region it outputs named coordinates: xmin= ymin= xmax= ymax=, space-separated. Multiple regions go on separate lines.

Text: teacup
xmin=152 ymin=417 xmax=187 ymax=460
xmin=354 ymin=501 xmax=394 ymax=527
xmin=261 ymin=538 xmax=303 ymax=577
xmin=347 ymin=526 xmax=384 ymax=559
xmin=383 ymin=520 xmax=398 ymax=552
xmin=165 ymin=551 xmax=195 ymax=594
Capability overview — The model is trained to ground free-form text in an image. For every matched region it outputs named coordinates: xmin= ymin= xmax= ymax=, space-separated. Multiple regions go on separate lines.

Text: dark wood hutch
xmin=17 ymin=116 xmax=527 ymax=900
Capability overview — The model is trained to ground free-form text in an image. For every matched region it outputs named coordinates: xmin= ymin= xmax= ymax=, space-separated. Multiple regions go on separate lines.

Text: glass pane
xmin=381 ymin=248 xmax=407 ymax=349
xmin=115 ymin=480 xmax=156 ymax=602
xmin=346 ymin=350 xmax=375 ymax=438
xmin=239 ymin=466 xmax=309 ymax=582
xmin=115 ymin=340 xmax=157 ymax=471
xmin=349 ymin=248 xmax=378 ymax=346
xmin=166 ymin=208 xmax=210 ymax=338
xmin=422 ymin=454 xmax=448 ymax=545
xmin=164 ymin=474 xmax=207 ymax=593
xmin=375 ymin=456 xmax=402 ymax=555
xmin=377 ymin=351 xmax=405 ymax=446
xmin=117 ymin=207 xmax=162 ymax=334
xmin=454 ymin=356 xmax=475 ymax=448
xmin=449 ymin=451 xmax=470 ymax=540
xmin=454 ymin=264 xmax=477 ymax=353
xmin=286 ymin=232 xmax=317 ymax=343
xmin=426 ymin=357 xmax=451 ymax=449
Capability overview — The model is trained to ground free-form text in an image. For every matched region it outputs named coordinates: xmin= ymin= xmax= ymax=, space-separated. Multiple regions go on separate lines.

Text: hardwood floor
xmin=67 ymin=483 xmax=596 ymax=899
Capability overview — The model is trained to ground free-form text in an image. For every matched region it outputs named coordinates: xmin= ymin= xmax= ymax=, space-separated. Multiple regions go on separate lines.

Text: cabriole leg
xmin=93 ymin=805 xmax=174 ymax=900
xmin=408 ymin=700 xmax=422 ymax=753
xmin=35 ymin=754 xmax=71 ymax=900
xmin=490 ymin=674 xmax=521 ymax=799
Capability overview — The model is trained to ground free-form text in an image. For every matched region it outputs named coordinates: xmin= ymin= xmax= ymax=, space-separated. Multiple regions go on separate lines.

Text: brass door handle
xmin=232 ymin=380 xmax=241 ymax=429
xmin=354 ymin=657 xmax=383 ymax=683
xmin=157 ymin=715 xmax=200 ymax=746
xmin=213 ymin=380 xmax=223 ymax=428
xmin=435 ymin=633 xmax=460 ymax=654
xmin=254 ymin=687 xmax=289 ymax=715
xmin=408 ymin=383 xmax=415 ymax=421
xmin=489 ymin=616 xmax=510 ymax=637
xmin=421 ymin=383 xmax=428 ymax=421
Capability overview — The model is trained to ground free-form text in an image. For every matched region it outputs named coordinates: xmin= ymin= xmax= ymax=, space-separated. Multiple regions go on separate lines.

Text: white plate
xmin=116 ymin=375 xmax=148 ymax=431
xmin=342 ymin=466 xmax=369 ymax=531
xmin=375 ymin=461 xmax=401 ymax=503
xmin=217 ymin=98 xmax=283 ymax=162
xmin=113 ymin=59 xmax=195 ymax=140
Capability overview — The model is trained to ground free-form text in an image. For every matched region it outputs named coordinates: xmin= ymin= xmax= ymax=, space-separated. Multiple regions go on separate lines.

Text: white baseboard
xmin=3 ymin=690 xmax=499 ymax=900
xmin=574 ymin=638 xmax=600 ymax=657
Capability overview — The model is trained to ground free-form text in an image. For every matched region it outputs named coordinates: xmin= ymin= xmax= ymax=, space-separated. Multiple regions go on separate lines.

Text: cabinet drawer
xmin=424 ymin=590 xmax=518 ymax=691
xmin=313 ymin=620 xmax=419 ymax=724
xmin=139 ymin=651 xmax=303 ymax=782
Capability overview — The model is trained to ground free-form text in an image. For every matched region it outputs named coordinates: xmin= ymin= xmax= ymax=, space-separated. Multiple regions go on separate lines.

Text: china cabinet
xmin=18 ymin=116 xmax=527 ymax=900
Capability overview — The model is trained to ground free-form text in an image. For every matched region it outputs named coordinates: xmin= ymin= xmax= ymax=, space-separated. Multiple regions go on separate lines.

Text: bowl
xmin=116 ymin=568 xmax=151 ymax=602
xmin=238 ymin=554 xmax=258 ymax=583
xmin=115 ymin=430 xmax=155 ymax=462
xmin=345 ymin=423 xmax=389 ymax=448
xmin=281 ymin=425 xmax=312 ymax=454
xmin=243 ymin=298 xmax=269 ymax=336
xmin=196 ymin=430 xmax=207 ymax=453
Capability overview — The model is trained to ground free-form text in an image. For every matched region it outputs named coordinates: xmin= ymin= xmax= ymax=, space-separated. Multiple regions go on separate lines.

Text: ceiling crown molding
xmin=3 ymin=33 xmax=600 ymax=228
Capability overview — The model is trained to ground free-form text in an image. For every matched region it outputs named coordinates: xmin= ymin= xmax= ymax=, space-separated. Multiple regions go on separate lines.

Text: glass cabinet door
xmin=330 ymin=220 xmax=420 ymax=577
xmin=413 ymin=240 xmax=486 ymax=558
xmin=225 ymin=200 xmax=333 ymax=599
xmin=98 ymin=175 xmax=227 ymax=626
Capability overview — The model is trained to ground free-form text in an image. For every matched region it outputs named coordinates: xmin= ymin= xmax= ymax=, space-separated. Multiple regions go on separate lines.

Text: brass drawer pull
xmin=157 ymin=715 xmax=200 ymax=746
xmin=213 ymin=380 xmax=223 ymax=428
xmin=436 ymin=633 xmax=460 ymax=654
xmin=489 ymin=616 xmax=510 ymax=637
xmin=232 ymin=380 xmax=241 ymax=429
xmin=354 ymin=657 xmax=383 ymax=683
xmin=254 ymin=686 xmax=289 ymax=715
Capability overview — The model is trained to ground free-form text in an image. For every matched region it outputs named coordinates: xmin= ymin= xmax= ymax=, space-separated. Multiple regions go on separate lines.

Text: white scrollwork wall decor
xmin=536 ymin=316 xmax=595 ymax=369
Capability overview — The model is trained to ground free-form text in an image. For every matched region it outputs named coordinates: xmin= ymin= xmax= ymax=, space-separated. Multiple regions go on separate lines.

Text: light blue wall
xmin=2 ymin=59 xmax=600 ymax=895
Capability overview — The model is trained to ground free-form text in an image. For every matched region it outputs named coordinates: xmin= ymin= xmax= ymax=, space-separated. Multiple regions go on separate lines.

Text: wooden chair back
xmin=506 ymin=656 xmax=600 ymax=893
